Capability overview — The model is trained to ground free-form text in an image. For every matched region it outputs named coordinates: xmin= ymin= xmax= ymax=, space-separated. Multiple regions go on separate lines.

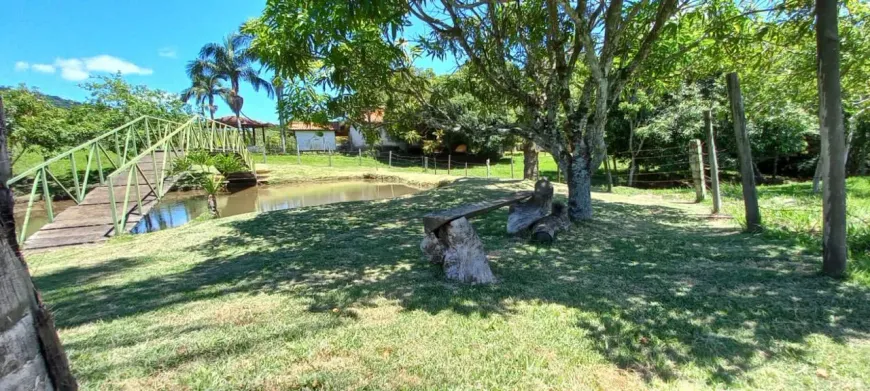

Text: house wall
xmin=295 ymin=130 xmax=336 ymax=151
xmin=349 ymin=126 xmax=405 ymax=149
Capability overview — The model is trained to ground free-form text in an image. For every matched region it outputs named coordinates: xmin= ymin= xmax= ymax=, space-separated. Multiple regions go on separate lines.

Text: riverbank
xmin=25 ymin=178 xmax=870 ymax=390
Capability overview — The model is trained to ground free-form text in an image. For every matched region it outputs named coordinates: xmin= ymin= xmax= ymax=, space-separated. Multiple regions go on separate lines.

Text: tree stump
xmin=507 ymin=178 xmax=553 ymax=234
xmin=420 ymin=217 xmax=495 ymax=284
xmin=530 ymin=202 xmax=570 ymax=244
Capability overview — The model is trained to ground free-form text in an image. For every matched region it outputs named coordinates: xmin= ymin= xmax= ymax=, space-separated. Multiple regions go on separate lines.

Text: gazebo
xmin=214 ymin=115 xmax=275 ymax=148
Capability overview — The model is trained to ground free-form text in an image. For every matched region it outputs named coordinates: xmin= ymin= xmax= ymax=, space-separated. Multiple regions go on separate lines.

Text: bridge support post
xmin=107 ymin=176 xmax=121 ymax=235
xmin=69 ymin=153 xmax=80 ymax=201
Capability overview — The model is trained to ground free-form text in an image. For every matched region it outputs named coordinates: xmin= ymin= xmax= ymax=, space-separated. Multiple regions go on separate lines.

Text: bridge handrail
xmin=13 ymin=114 xmax=255 ymax=245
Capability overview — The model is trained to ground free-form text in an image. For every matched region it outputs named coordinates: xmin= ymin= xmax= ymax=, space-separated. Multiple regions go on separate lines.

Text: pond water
xmin=130 ymin=181 xmax=420 ymax=234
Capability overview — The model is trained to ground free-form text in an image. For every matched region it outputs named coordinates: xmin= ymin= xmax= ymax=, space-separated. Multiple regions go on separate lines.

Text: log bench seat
xmin=420 ymin=179 xmax=568 ymax=284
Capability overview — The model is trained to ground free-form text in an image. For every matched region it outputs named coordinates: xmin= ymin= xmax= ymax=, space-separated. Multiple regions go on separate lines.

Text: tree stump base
xmin=507 ymin=178 xmax=554 ymax=234
xmin=420 ymin=217 xmax=495 ymax=284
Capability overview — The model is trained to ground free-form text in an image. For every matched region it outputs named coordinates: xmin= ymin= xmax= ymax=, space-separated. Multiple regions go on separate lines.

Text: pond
xmin=130 ymin=181 xmax=421 ymax=234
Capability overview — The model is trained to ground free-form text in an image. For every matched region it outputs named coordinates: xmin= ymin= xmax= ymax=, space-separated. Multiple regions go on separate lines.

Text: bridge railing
xmin=9 ymin=115 xmax=256 ymax=243
xmin=103 ymin=116 xmax=256 ymax=234
xmin=8 ymin=116 xmax=181 ymax=243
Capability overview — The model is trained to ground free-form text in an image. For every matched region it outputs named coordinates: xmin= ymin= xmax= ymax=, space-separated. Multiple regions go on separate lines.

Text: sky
xmin=1 ymin=0 xmax=455 ymax=123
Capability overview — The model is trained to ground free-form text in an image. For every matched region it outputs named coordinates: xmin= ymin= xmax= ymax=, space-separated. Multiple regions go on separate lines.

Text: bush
xmin=187 ymin=150 xmax=213 ymax=167
xmin=170 ymin=157 xmax=193 ymax=175
xmin=212 ymin=154 xmax=246 ymax=174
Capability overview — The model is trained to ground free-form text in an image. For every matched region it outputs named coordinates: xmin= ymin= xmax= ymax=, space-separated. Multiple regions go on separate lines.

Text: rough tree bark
xmin=0 ymin=96 xmax=77 ymax=390
xmin=522 ymin=140 xmax=539 ymax=180
xmin=530 ymin=202 xmax=571 ymax=244
xmin=507 ymin=178 xmax=554 ymax=234
xmin=207 ymin=194 xmax=219 ymax=217
xmin=420 ymin=217 xmax=496 ymax=284
xmin=816 ymin=0 xmax=848 ymax=277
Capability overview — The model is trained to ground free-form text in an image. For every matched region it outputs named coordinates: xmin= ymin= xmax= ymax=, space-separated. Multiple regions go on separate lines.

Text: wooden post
xmin=465 ymin=162 xmax=468 ymax=177
xmin=328 ymin=149 xmax=333 ymax=167
xmin=424 ymin=156 xmax=428 ymax=172
xmin=358 ymin=148 xmax=362 ymax=166
xmin=604 ymin=151 xmax=613 ymax=192
xmin=296 ymin=142 xmax=301 ymax=164
xmin=486 ymin=159 xmax=491 ymax=178
xmin=434 ymin=157 xmax=438 ymax=174
xmin=726 ymin=73 xmax=761 ymax=231
xmin=510 ymin=155 xmax=515 ymax=178
xmin=389 ymin=151 xmax=392 ymax=167
xmin=689 ymin=139 xmax=706 ymax=202
xmin=448 ymin=155 xmax=452 ymax=175
xmin=705 ymin=110 xmax=722 ymax=213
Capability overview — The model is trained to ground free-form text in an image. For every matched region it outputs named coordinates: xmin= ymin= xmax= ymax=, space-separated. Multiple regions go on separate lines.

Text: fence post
xmin=424 ymin=156 xmax=428 ymax=172
xmin=465 ymin=162 xmax=468 ymax=177
xmin=358 ymin=148 xmax=362 ymax=166
xmin=389 ymin=151 xmax=392 ymax=167
xmin=705 ymin=110 xmax=722 ymax=214
xmin=296 ymin=143 xmax=301 ymax=165
xmin=536 ymin=158 xmax=540 ymax=180
xmin=434 ymin=157 xmax=438 ymax=175
xmin=328 ymin=149 xmax=333 ymax=167
xmin=510 ymin=155 xmax=515 ymax=178
xmin=486 ymin=159 xmax=491 ymax=178
xmin=726 ymin=72 xmax=761 ymax=231
xmin=689 ymin=139 xmax=706 ymax=202
xmin=448 ymin=155 xmax=452 ymax=175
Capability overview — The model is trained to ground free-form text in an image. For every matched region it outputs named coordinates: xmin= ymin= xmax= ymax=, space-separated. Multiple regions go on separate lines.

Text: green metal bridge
xmin=8 ymin=115 xmax=256 ymax=250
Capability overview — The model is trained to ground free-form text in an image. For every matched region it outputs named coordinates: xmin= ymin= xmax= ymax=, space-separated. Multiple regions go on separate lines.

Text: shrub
xmin=187 ymin=150 xmax=213 ymax=167
xmin=212 ymin=154 xmax=246 ymax=174
xmin=170 ymin=157 xmax=193 ymax=175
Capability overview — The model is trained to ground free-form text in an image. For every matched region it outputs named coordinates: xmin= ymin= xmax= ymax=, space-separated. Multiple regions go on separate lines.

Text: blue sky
xmin=1 ymin=0 xmax=455 ymax=123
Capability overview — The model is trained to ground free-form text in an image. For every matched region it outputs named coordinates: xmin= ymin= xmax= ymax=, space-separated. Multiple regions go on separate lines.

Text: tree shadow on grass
xmin=33 ymin=177 xmax=870 ymax=386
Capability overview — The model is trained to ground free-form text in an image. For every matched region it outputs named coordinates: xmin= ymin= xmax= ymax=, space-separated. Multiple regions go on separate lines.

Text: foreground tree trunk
xmin=816 ymin=0 xmax=848 ymax=277
xmin=522 ymin=141 xmax=539 ymax=180
xmin=420 ymin=217 xmax=496 ymax=284
xmin=0 ymin=96 xmax=77 ymax=390
xmin=565 ymin=150 xmax=594 ymax=221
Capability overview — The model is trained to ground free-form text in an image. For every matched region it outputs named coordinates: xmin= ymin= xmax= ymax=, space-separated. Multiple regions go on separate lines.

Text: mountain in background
xmin=0 ymin=86 xmax=80 ymax=109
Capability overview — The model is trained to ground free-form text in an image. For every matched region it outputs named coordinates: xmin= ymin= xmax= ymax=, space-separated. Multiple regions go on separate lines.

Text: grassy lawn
xmin=26 ymin=175 xmax=870 ymax=390
xmin=613 ymin=177 xmax=870 ymax=285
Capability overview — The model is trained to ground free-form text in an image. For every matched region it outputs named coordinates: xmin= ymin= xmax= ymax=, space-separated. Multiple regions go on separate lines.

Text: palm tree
xmin=188 ymin=33 xmax=274 ymax=138
xmin=180 ymin=71 xmax=226 ymax=120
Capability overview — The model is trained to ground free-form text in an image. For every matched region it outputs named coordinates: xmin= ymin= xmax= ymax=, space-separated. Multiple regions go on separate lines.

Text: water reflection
xmin=132 ymin=181 xmax=419 ymax=234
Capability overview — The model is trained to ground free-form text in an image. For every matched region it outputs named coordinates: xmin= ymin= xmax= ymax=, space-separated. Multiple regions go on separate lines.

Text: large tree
xmin=248 ymin=0 xmax=696 ymax=220
xmin=188 ymin=33 xmax=275 ymax=132
xmin=180 ymin=73 xmax=227 ymax=120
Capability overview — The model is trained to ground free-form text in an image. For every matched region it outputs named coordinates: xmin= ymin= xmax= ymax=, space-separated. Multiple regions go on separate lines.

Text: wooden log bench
xmin=420 ymin=178 xmax=568 ymax=284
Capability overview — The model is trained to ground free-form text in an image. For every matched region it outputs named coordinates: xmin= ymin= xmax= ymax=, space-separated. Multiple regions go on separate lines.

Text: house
xmin=289 ymin=122 xmax=342 ymax=151
xmin=348 ymin=109 xmax=407 ymax=149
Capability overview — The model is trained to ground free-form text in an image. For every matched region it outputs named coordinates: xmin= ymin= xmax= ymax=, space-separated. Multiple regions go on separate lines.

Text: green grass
xmin=613 ymin=177 xmax=870 ymax=285
xmin=27 ymin=178 xmax=870 ymax=390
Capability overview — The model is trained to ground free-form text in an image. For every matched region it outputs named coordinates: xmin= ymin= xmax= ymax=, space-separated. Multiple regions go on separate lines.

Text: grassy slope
xmin=27 ymin=176 xmax=870 ymax=390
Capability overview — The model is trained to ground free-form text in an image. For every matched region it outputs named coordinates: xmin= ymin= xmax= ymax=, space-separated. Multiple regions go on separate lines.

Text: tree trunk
xmin=604 ymin=150 xmax=613 ymax=192
xmin=813 ymin=155 xmax=824 ymax=193
xmin=816 ymin=0 xmax=848 ymax=277
xmin=773 ymin=152 xmax=779 ymax=179
xmin=566 ymin=152 xmax=593 ymax=221
xmin=277 ymin=88 xmax=287 ymax=154
xmin=522 ymin=140 xmax=539 ymax=180
xmin=207 ymin=194 xmax=219 ymax=218
xmin=0 ymin=96 xmax=77 ymax=390
xmin=530 ymin=202 xmax=570 ymax=244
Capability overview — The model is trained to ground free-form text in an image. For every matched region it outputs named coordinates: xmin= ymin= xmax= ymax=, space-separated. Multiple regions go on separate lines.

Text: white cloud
xmin=31 ymin=64 xmax=56 ymax=74
xmin=55 ymin=58 xmax=89 ymax=81
xmin=158 ymin=47 xmax=177 ymax=58
xmin=53 ymin=55 xmax=153 ymax=81
xmin=83 ymin=55 xmax=153 ymax=75
xmin=14 ymin=61 xmax=29 ymax=71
